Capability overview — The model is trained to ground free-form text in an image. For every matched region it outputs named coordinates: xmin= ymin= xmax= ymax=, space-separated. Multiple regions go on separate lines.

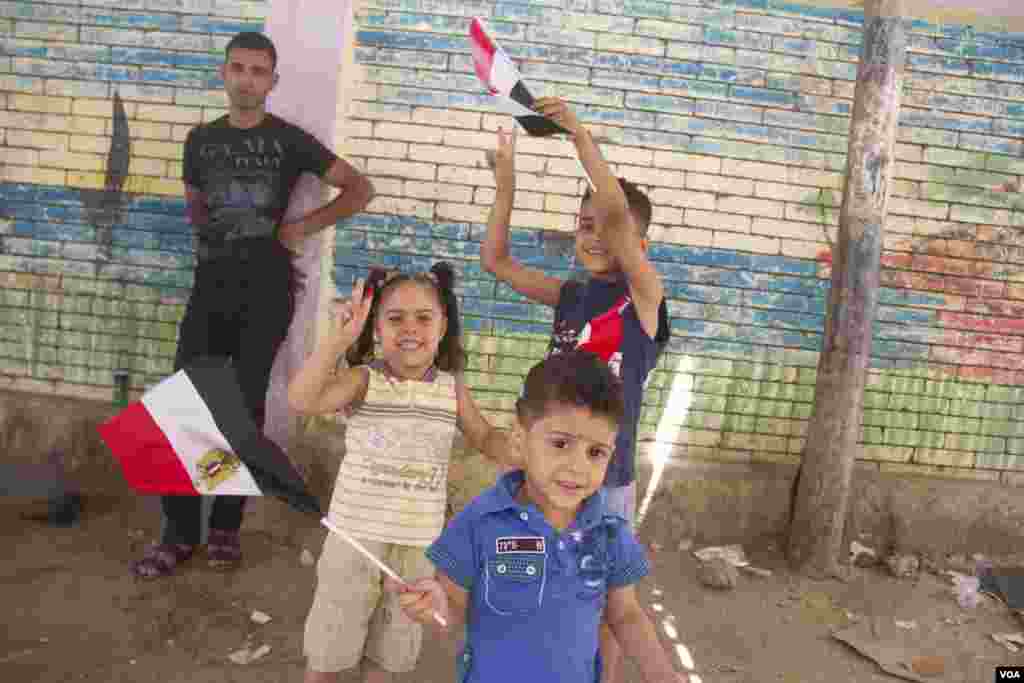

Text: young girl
xmin=288 ymin=262 xmax=516 ymax=683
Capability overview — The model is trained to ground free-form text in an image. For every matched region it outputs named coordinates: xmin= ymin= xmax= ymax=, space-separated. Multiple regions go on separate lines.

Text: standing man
xmin=132 ymin=31 xmax=375 ymax=578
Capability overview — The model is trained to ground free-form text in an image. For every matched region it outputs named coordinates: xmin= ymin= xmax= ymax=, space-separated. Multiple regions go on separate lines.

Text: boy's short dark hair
xmin=581 ymin=178 xmax=652 ymax=237
xmin=516 ymin=350 xmax=625 ymax=428
xmin=225 ymin=31 xmax=278 ymax=70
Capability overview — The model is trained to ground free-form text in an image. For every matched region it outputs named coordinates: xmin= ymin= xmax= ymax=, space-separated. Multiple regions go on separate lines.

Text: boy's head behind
xmin=514 ymin=350 xmax=625 ymax=527
xmin=575 ymin=178 xmax=652 ymax=277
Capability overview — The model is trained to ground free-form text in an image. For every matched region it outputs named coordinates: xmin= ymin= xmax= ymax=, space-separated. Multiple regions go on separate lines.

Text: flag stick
xmin=320 ymin=517 xmax=448 ymax=627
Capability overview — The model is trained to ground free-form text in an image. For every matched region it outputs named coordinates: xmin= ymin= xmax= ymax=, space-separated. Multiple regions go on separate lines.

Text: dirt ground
xmin=3 ymin=494 xmax=1023 ymax=683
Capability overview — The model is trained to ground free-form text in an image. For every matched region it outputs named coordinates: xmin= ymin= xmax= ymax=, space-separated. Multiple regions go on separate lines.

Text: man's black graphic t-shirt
xmin=549 ymin=278 xmax=671 ymax=488
xmin=183 ymin=113 xmax=336 ymax=260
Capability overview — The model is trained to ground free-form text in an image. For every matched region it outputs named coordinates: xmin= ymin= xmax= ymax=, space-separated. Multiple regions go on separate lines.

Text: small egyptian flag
xmin=97 ymin=357 xmax=321 ymax=515
xmin=470 ymin=17 xmax=568 ymax=137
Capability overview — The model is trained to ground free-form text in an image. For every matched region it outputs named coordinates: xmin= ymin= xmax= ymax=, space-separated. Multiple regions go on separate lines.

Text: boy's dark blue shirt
xmin=426 ymin=471 xmax=650 ymax=683
xmin=550 ymin=278 xmax=670 ymax=488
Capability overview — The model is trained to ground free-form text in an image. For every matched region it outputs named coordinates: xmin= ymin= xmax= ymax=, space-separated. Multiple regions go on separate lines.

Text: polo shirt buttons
xmin=519 ymin=512 xmax=529 ymax=521
xmin=558 ymin=540 xmax=566 ymax=550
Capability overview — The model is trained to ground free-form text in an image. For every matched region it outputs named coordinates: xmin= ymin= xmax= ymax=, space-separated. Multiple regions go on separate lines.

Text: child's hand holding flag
xmin=384 ymin=576 xmax=451 ymax=632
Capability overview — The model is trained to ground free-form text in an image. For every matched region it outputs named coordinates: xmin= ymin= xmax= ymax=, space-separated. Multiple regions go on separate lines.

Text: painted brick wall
xmin=3 ymin=0 xmax=1024 ymax=485
xmin=0 ymin=0 xmax=262 ymax=401
xmin=342 ymin=0 xmax=1024 ymax=485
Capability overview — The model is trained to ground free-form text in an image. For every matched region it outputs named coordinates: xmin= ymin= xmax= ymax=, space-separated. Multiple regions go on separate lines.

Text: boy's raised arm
xmin=454 ymin=374 xmax=524 ymax=470
xmin=534 ymin=98 xmax=665 ymax=339
xmin=480 ymin=126 xmax=564 ymax=308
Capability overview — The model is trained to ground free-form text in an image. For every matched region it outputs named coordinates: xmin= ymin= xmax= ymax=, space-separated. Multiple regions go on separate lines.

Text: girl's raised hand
xmin=328 ymin=277 xmax=374 ymax=350
xmin=485 ymin=125 xmax=516 ymax=190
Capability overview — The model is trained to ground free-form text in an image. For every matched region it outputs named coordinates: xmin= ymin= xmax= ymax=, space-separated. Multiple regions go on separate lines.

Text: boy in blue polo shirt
xmin=389 ymin=350 xmax=687 ymax=683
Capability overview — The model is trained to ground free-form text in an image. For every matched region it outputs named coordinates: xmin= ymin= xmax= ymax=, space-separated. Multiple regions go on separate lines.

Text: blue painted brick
xmin=907 ymin=53 xmax=970 ymax=76
xmin=624 ymin=92 xmax=695 ymax=115
xmin=621 ymin=128 xmax=690 ymax=148
xmin=110 ymin=47 xmax=178 ymax=67
xmin=357 ymin=29 xmax=467 ymax=52
xmin=959 ymin=132 xmax=1023 ymax=156
xmin=504 ymin=42 xmax=595 ymax=67
xmin=705 ymin=28 xmax=773 ymax=51
xmin=900 ymin=110 xmax=992 ymax=133
xmin=971 ymin=60 xmax=1024 ymax=82
xmin=181 ymin=16 xmax=263 ymax=35
xmin=660 ymin=77 xmax=730 ymax=100
xmin=493 ymin=2 xmax=548 ymax=23
xmin=176 ymin=52 xmax=222 ymax=69
xmin=80 ymin=8 xmax=180 ymax=32
xmin=730 ymin=85 xmax=795 ymax=107
xmin=622 ymin=0 xmax=672 ymax=20
xmin=577 ymin=104 xmax=657 ymax=128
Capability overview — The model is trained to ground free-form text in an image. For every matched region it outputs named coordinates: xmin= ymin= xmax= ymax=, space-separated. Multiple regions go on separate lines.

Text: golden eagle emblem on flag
xmin=197 ymin=449 xmax=242 ymax=491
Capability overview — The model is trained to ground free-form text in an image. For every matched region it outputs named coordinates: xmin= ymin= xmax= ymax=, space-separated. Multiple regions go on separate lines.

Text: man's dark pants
xmin=160 ymin=242 xmax=296 ymax=546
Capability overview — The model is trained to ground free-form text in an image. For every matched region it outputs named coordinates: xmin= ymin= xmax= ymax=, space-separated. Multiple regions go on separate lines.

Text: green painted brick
xmin=917 ymin=397 xmax=950 ymax=414
xmin=723 ymin=414 xmax=757 ymax=432
xmin=694 ymin=376 xmax=730 ymax=394
xmin=887 ymin=393 xmax=923 ymax=411
xmin=980 ymin=403 xmax=1014 ymax=420
xmin=945 ymin=433 xmax=1006 ymax=452
xmin=926 ymin=380 xmax=987 ymax=401
xmin=886 ymin=428 xmax=922 ymax=447
xmin=797 ymin=367 xmax=818 ymax=385
xmin=862 ymin=427 xmax=885 ymax=444
xmin=986 ymin=154 xmax=1024 ymax=175
xmin=727 ymin=379 xmax=761 ymax=398
xmin=981 ymin=419 xmax=1022 ymax=437
xmin=758 ymin=400 xmax=794 ymax=418
xmin=888 ymin=376 xmax=925 ymax=394
xmin=732 ymin=361 xmax=757 ymax=379
xmin=727 ymin=396 xmax=760 ymax=414
xmin=986 ymin=385 xmax=1021 ymax=403
xmin=690 ymin=394 xmax=728 ymax=412
xmin=794 ymin=386 xmax=815 ymax=402
xmin=690 ymin=357 xmax=734 ymax=375
xmin=758 ymin=382 xmax=793 ymax=400
xmin=756 ymin=417 xmax=792 ymax=435
xmin=903 ymin=127 xmax=960 ymax=147
xmin=918 ymin=413 xmax=950 ymax=431
xmin=919 ymin=430 xmax=946 ymax=448
xmin=948 ymin=399 xmax=985 ymax=418
xmin=863 ymin=391 xmax=889 ymax=409
xmin=976 ymin=452 xmax=1024 ymax=469
xmin=156 ymin=305 xmax=185 ymax=323
xmin=794 ymin=403 xmax=813 ymax=420
xmin=492 ymin=356 xmax=537 ymax=374
xmin=924 ymin=147 xmax=988 ymax=169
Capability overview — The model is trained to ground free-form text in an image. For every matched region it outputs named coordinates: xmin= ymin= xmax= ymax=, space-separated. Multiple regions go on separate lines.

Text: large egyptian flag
xmin=97 ymin=357 xmax=321 ymax=515
xmin=470 ymin=16 xmax=568 ymax=137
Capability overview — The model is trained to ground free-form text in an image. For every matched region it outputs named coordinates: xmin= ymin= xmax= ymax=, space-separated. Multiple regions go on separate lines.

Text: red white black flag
xmin=97 ymin=358 xmax=320 ymax=515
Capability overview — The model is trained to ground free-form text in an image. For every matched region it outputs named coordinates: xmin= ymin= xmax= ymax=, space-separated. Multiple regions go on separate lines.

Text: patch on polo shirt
xmin=496 ymin=536 xmax=545 ymax=554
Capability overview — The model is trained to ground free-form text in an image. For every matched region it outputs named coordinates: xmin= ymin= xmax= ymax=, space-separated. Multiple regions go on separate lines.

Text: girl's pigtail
xmin=345 ymin=268 xmax=387 ymax=367
xmin=429 ymin=261 xmax=467 ymax=373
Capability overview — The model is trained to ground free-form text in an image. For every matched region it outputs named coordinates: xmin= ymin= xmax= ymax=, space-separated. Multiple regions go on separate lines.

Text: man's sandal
xmin=207 ymin=529 xmax=242 ymax=570
xmin=131 ymin=543 xmax=195 ymax=579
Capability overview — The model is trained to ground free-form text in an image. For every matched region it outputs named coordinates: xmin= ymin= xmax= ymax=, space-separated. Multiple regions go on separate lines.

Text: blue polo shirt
xmin=425 ymin=471 xmax=650 ymax=683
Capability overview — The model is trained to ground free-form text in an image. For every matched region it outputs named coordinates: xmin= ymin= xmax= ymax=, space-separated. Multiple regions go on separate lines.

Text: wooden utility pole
xmin=787 ymin=0 xmax=907 ymax=577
